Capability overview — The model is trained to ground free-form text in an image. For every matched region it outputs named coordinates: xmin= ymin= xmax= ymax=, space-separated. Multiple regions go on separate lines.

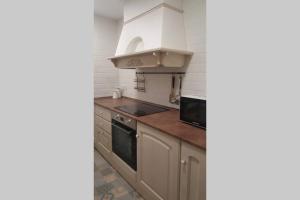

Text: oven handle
xmin=111 ymin=123 xmax=133 ymax=136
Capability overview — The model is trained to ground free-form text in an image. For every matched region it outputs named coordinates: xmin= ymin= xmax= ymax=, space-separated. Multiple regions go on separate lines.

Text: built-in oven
xmin=111 ymin=112 xmax=137 ymax=171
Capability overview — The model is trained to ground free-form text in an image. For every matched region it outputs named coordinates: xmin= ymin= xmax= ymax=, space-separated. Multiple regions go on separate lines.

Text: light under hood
xmin=108 ymin=0 xmax=193 ymax=68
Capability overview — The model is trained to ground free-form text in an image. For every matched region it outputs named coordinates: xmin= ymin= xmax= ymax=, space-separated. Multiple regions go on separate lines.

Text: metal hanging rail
xmin=135 ymin=72 xmax=185 ymax=75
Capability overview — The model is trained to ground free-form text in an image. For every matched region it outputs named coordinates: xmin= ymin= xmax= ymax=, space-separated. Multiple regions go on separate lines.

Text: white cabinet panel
xmin=180 ymin=142 xmax=206 ymax=200
xmin=137 ymin=122 xmax=180 ymax=200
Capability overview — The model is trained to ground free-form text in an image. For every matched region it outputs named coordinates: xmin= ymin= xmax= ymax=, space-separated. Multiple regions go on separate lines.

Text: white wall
xmin=117 ymin=0 xmax=206 ymax=108
xmin=94 ymin=15 xmax=119 ymax=97
xmin=182 ymin=0 xmax=206 ymax=97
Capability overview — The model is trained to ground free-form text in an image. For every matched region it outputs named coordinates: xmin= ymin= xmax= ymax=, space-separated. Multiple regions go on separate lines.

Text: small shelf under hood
xmin=108 ymin=48 xmax=193 ymax=69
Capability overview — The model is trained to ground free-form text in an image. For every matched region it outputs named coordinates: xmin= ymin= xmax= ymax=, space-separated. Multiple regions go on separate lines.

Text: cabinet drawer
xmin=95 ymin=132 xmax=112 ymax=164
xmin=94 ymin=105 xmax=111 ymax=122
xmin=101 ymin=131 xmax=112 ymax=151
xmin=95 ymin=130 xmax=111 ymax=151
xmin=94 ymin=125 xmax=99 ymax=138
xmin=94 ymin=127 xmax=101 ymax=144
xmin=95 ymin=115 xmax=112 ymax=134
xmin=94 ymin=127 xmax=111 ymax=150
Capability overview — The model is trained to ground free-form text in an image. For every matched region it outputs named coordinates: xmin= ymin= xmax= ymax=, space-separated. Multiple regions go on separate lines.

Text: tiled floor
xmin=94 ymin=150 xmax=144 ymax=200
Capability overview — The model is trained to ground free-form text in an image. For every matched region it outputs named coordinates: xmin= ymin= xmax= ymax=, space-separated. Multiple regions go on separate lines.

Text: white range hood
xmin=108 ymin=0 xmax=193 ymax=68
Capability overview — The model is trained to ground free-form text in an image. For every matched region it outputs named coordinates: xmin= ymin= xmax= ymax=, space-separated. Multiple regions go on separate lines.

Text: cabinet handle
xmin=136 ymin=134 xmax=139 ymax=138
xmin=181 ymin=160 xmax=186 ymax=165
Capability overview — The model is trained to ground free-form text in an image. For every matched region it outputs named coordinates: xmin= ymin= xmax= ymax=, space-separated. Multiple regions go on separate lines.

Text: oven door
xmin=112 ymin=119 xmax=137 ymax=170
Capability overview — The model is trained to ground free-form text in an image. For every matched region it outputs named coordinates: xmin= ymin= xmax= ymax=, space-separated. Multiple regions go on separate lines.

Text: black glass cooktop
xmin=115 ymin=102 xmax=169 ymax=117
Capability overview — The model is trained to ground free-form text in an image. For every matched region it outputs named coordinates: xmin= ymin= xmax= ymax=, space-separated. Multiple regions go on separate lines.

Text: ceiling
xmin=94 ymin=0 xmax=124 ymax=20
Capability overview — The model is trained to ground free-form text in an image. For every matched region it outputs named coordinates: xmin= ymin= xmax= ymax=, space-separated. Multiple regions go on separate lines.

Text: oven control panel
xmin=111 ymin=112 xmax=136 ymax=130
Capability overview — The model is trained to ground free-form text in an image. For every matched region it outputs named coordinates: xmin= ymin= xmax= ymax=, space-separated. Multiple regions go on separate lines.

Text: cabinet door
xmin=137 ymin=123 xmax=180 ymax=200
xmin=180 ymin=142 xmax=206 ymax=200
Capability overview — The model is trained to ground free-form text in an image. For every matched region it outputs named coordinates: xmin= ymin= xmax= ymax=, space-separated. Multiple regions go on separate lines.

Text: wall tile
xmin=94 ymin=15 xmax=119 ymax=97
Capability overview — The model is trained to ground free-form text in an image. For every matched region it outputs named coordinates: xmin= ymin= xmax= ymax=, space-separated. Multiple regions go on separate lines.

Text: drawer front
xmin=95 ymin=115 xmax=112 ymax=134
xmin=94 ymin=126 xmax=111 ymax=150
xmin=94 ymin=127 xmax=101 ymax=144
xmin=102 ymin=131 xmax=112 ymax=151
xmin=95 ymin=129 xmax=111 ymax=152
xmin=94 ymin=105 xmax=111 ymax=122
xmin=94 ymin=125 xmax=99 ymax=138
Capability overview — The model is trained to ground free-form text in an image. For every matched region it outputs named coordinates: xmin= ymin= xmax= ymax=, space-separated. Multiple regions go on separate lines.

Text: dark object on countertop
xmin=180 ymin=96 xmax=206 ymax=129
xmin=169 ymin=75 xmax=176 ymax=103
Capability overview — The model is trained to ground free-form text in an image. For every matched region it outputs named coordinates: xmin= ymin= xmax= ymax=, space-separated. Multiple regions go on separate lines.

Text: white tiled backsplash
xmin=94 ymin=0 xmax=206 ymax=108
xmin=94 ymin=15 xmax=119 ymax=97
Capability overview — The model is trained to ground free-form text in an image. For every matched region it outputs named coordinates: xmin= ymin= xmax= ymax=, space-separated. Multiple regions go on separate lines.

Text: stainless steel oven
xmin=111 ymin=112 xmax=137 ymax=171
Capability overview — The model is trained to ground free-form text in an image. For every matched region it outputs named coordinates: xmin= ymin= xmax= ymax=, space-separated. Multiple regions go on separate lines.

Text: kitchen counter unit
xmin=94 ymin=97 xmax=206 ymax=149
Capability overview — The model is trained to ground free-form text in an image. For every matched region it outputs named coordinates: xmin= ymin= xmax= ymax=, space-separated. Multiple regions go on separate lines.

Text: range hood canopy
xmin=108 ymin=48 xmax=192 ymax=69
xmin=109 ymin=0 xmax=193 ymax=68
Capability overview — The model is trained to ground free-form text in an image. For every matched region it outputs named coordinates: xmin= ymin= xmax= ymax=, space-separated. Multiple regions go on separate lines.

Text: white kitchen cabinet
xmin=94 ymin=105 xmax=111 ymax=122
xmin=94 ymin=125 xmax=112 ymax=162
xmin=94 ymin=105 xmax=112 ymax=162
xmin=180 ymin=142 xmax=206 ymax=200
xmin=95 ymin=115 xmax=112 ymax=134
xmin=137 ymin=123 xmax=180 ymax=200
xmin=94 ymin=104 xmax=206 ymax=200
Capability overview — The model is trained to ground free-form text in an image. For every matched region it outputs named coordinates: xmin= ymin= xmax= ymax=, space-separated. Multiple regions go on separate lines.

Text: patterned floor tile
xmin=94 ymin=150 xmax=144 ymax=200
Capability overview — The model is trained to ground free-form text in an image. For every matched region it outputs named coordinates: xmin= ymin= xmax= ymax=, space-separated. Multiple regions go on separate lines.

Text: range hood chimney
xmin=108 ymin=0 xmax=193 ymax=68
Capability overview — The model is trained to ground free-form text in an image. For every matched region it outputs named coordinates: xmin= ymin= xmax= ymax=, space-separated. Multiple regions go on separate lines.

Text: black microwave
xmin=180 ymin=96 xmax=206 ymax=129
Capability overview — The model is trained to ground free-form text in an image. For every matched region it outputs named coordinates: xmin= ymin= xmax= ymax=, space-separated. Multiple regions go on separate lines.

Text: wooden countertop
xmin=94 ymin=97 xmax=206 ymax=150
